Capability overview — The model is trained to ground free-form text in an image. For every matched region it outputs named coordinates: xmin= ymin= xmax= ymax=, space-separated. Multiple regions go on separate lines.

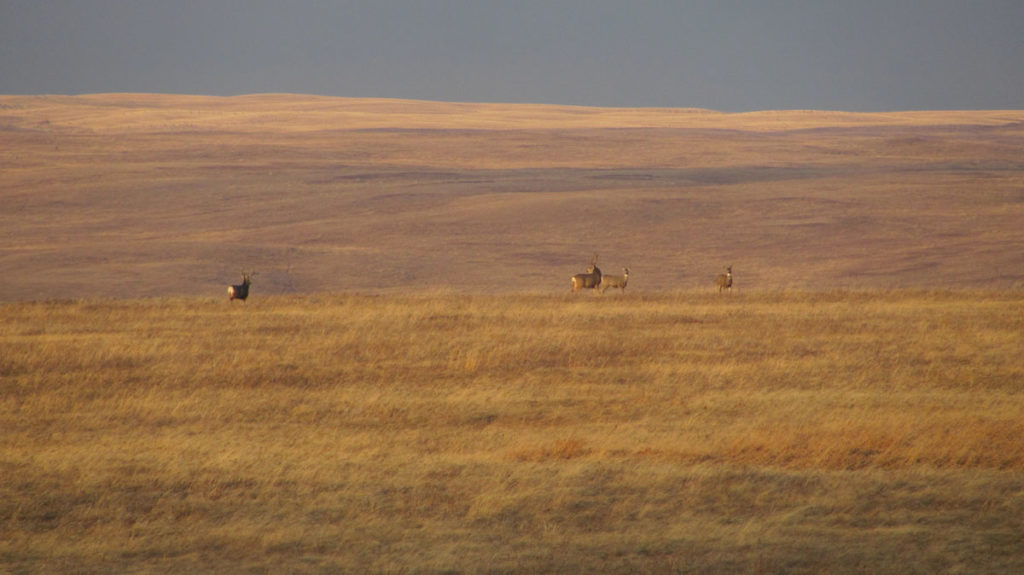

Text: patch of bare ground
xmin=2 ymin=94 xmax=1023 ymax=300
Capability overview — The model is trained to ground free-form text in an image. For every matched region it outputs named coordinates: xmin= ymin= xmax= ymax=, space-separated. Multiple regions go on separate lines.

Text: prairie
xmin=2 ymin=94 xmax=1023 ymax=572
xmin=2 ymin=291 xmax=1023 ymax=573
xmin=2 ymin=94 xmax=1023 ymax=300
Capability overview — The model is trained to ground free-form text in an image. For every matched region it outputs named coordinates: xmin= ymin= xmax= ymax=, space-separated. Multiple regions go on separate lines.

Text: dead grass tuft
xmin=513 ymin=439 xmax=592 ymax=462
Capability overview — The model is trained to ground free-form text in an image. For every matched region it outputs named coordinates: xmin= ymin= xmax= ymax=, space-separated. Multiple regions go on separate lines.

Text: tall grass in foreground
xmin=2 ymin=291 xmax=1023 ymax=573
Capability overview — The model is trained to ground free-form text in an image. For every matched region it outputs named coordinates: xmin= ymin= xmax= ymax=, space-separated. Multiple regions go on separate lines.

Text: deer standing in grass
xmin=228 ymin=271 xmax=255 ymax=302
xmin=716 ymin=266 xmax=733 ymax=293
xmin=599 ymin=268 xmax=630 ymax=294
xmin=570 ymin=254 xmax=602 ymax=292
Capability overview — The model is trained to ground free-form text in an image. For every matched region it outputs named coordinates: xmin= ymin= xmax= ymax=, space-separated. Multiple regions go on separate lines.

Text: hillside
xmin=2 ymin=94 xmax=1022 ymax=300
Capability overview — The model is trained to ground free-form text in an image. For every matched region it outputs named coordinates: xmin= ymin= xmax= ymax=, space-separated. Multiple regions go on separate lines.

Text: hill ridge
xmin=1 ymin=94 xmax=1022 ymax=300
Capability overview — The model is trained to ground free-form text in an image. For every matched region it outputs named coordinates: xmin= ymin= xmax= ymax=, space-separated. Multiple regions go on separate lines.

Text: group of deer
xmin=570 ymin=256 xmax=733 ymax=294
xmin=570 ymin=254 xmax=629 ymax=294
xmin=229 ymin=262 xmax=731 ymax=302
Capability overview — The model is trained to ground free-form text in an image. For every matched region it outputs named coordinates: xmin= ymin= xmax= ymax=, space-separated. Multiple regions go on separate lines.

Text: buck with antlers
xmin=716 ymin=266 xmax=733 ymax=293
xmin=228 ymin=271 xmax=256 ymax=302
xmin=599 ymin=268 xmax=630 ymax=294
xmin=570 ymin=254 xmax=602 ymax=292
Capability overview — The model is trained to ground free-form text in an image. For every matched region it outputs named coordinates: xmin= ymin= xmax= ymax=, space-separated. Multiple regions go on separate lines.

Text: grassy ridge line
xmin=2 ymin=290 xmax=1023 ymax=572
xmin=5 ymin=93 xmax=1023 ymax=133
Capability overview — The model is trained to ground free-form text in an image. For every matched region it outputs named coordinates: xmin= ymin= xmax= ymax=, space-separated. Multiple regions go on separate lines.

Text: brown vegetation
xmin=2 ymin=291 xmax=1023 ymax=573
xmin=2 ymin=94 xmax=1023 ymax=572
xmin=2 ymin=94 xmax=1023 ymax=300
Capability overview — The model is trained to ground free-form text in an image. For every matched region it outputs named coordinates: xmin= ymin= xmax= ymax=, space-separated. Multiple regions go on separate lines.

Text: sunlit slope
xmin=2 ymin=94 xmax=1022 ymax=300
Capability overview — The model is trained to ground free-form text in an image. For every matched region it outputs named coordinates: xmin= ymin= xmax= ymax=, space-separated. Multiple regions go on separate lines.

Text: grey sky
xmin=1 ymin=1 xmax=1021 ymax=111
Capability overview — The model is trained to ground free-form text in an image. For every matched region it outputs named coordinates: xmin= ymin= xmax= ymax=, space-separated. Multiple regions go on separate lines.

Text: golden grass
xmin=7 ymin=93 xmax=1022 ymax=132
xmin=2 ymin=94 xmax=1023 ymax=300
xmin=2 ymin=291 xmax=1022 ymax=573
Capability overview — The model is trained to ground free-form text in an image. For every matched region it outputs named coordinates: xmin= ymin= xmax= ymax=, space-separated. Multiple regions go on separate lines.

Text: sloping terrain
xmin=2 ymin=94 xmax=1022 ymax=300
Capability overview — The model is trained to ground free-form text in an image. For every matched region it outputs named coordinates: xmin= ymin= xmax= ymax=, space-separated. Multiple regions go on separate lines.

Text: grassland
xmin=2 ymin=93 xmax=1022 ymax=572
xmin=2 ymin=94 xmax=1023 ymax=300
xmin=2 ymin=290 xmax=1023 ymax=573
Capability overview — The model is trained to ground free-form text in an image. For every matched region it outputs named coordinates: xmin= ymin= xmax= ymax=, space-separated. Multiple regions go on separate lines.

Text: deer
xmin=716 ymin=266 xmax=733 ymax=293
xmin=228 ymin=271 xmax=255 ymax=302
xmin=570 ymin=254 xmax=602 ymax=292
xmin=599 ymin=268 xmax=630 ymax=294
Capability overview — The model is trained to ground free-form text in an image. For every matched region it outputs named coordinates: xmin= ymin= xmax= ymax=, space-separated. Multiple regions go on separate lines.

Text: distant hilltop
xmin=2 ymin=93 xmax=1022 ymax=300
xmin=3 ymin=93 xmax=1021 ymax=135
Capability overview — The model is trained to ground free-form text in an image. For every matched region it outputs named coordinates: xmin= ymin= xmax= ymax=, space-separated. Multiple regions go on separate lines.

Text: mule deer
xmin=570 ymin=255 xmax=602 ymax=292
xmin=228 ymin=271 xmax=255 ymax=302
xmin=599 ymin=268 xmax=630 ymax=293
xmin=716 ymin=266 xmax=733 ymax=293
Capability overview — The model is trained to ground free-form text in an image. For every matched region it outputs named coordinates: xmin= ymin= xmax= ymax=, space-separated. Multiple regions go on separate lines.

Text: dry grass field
xmin=2 ymin=291 xmax=1023 ymax=573
xmin=2 ymin=94 xmax=1023 ymax=572
xmin=1 ymin=94 xmax=1023 ymax=299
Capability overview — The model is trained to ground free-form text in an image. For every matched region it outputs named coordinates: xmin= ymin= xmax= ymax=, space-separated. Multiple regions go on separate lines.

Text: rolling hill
xmin=2 ymin=94 xmax=1022 ymax=300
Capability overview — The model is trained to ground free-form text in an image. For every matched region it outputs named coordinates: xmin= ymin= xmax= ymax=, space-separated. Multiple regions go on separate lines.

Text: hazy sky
xmin=1 ymin=1 xmax=1021 ymax=111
